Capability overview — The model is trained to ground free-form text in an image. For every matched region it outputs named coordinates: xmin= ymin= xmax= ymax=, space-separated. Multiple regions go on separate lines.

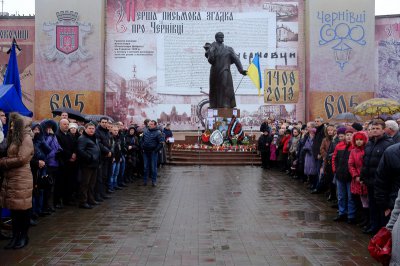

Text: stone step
xmin=168 ymin=149 xmax=261 ymax=165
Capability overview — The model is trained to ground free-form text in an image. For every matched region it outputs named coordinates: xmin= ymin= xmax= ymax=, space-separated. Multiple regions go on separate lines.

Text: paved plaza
xmin=0 ymin=166 xmax=377 ymax=265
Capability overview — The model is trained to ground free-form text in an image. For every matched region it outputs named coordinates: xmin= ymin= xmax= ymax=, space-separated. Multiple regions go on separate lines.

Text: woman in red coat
xmin=348 ymin=131 xmax=369 ymax=228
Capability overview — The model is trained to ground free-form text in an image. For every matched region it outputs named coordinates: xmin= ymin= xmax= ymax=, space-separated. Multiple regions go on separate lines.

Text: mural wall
xmin=376 ymin=15 xmax=400 ymax=102
xmin=306 ymin=0 xmax=375 ymax=121
xmin=105 ymin=0 xmax=305 ymax=130
xmin=34 ymin=0 xmax=105 ymax=120
xmin=0 ymin=17 xmax=35 ymax=112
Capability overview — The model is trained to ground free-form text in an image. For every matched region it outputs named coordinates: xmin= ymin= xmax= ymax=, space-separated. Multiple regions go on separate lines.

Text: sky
xmin=1 ymin=0 xmax=400 ymax=16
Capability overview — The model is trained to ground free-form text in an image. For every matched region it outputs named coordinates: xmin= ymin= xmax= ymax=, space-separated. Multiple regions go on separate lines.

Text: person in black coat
xmin=258 ymin=130 xmax=272 ymax=169
xmin=55 ymin=119 xmax=77 ymax=207
xmin=360 ymin=119 xmax=394 ymax=234
xmin=124 ymin=126 xmax=139 ymax=182
xmin=95 ymin=117 xmax=112 ymax=198
xmin=30 ymin=123 xmax=51 ymax=218
xmin=76 ymin=123 xmax=101 ymax=209
xmin=375 ymin=143 xmax=400 ymax=222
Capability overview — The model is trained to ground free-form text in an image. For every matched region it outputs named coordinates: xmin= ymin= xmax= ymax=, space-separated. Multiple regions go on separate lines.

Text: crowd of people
xmin=257 ymin=117 xmax=400 ymax=264
xmin=0 ymin=111 xmax=174 ymax=249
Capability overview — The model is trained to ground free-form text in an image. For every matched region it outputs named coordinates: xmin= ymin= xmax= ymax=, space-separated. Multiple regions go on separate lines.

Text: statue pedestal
xmin=206 ymin=108 xmax=240 ymax=131
xmin=207 ymin=108 xmax=240 ymax=118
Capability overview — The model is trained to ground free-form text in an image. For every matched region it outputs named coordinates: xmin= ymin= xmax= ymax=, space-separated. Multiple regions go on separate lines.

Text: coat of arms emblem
xmin=43 ymin=11 xmax=92 ymax=65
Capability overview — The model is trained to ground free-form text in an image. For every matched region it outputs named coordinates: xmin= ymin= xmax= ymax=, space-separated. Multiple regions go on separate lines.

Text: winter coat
xmin=56 ymin=129 xmax=75 ymax=164
xmin=288 ymin=135 xmax=300 ymax=155
xmin=360 ymin=134 xmax=394 ymax=186
xmin=375 ymin=143 xmax=400 ymax=210
xmin=386 ymin=189 xmax=400 ymax=266
xmin=77 ymin=131 xmax=101 ymax=168
xmin=258 ymin=134 xmax=272 ymax=152
xmin=332 ymin=141 xmax=354 ymax=182
xmin=111 ymin=135 xmax=122 ymax=162
xmin=348 ymin=131 xmax=368 ymax=195
xmin=0 ymin=113 xmax=34 ymax=210
xmin=303 ymin=135 xmax=318 ymax=176
xmin=320 ymin=137 xmax=332 ymax=163
xmin=141 ymin=128 xmax=164 ymax=152
xmin=31 ymin=123 xmax=51 ymax=167
xmin=312 ymin=124 xmax=325 ymax=160
xmin=96 ymin=125 xmax=112 ymax=156
xmin=269 ymin=141 xmax=277 ymax=161
xmin=44 ymin=133 xmax=62 ymax=167
xmin=281 ymin=135 xmax=291 ymax=154
xmin=163 ymin=128 xmax=173 ymax=139
xmin=391 ymin=131 xmax=400 ymax=143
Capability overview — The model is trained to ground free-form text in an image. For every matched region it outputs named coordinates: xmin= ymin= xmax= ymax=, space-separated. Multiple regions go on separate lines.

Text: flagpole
xmin=234 ymin=75 xmax=245 ymax=94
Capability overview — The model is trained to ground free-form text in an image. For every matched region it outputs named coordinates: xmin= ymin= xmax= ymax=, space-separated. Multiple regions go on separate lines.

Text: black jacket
xmin=77 ymin=131 xmax=101 ymax=168
xmin=56 ymin=129 xmax=76 ymax=163
xmin=312 ymin=124 xmax=325 ymax=160
xmin=96 ymin=125 xmax=111 ymax=156
xmin=258 ymin=134 xmax=272 ymax=152
xmin=360 ymin=134 xmax=394 ymax=186
xmin=374 ymin=143 xmax=400 ymax=210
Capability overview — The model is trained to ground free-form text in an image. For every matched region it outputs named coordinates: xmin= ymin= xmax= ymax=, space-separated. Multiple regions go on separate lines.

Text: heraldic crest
xmin=43 ymin=11 xmax=92 ymax=65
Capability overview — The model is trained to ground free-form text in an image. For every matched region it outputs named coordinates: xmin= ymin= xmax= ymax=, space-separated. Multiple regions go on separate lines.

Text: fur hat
xmin=68 ymin=122 xmax=78 ymax=129
xmin=351 ymin=122 xmax=363 ymax=132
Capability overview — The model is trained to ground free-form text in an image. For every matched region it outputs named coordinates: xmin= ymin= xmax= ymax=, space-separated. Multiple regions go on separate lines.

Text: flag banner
xmin=247 ymin=53 xmax=262 ymax=95
xmin=3 ymin=43 xmax=22 ymax=99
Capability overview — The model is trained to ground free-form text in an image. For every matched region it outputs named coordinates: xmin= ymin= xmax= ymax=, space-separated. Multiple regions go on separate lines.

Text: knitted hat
xmin=351 ymin=122 xmax=363 ymax=132
xmin=68 ymin=122 xmax=78 ymax=129
xmin=337 ymin=127 xmax=346 ymax=135
xmin=345 ymin=127 xmax=356 ymax=134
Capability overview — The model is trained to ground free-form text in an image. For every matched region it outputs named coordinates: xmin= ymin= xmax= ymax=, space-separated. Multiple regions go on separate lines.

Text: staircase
xmin=168 ymin=150 xmax=261 ymax=166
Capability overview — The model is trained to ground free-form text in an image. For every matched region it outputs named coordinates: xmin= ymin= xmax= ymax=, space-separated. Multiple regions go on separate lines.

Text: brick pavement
xmin=0 ymin=166 xmax=378 ymax=265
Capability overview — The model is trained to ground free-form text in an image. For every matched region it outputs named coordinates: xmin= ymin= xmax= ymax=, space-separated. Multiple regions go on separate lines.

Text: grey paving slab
xmin=0 ymin=166 xmax=378 ymax=265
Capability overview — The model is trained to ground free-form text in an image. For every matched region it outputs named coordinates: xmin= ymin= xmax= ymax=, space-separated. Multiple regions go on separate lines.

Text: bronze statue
xmin=204 ymin=32 xmax=247 ymax=109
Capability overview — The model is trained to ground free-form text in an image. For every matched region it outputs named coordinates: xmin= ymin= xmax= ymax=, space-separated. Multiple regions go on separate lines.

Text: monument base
xmin=207 ymin=108 xmax=240 ymax=118
xmin=206 ymin=108 xmax=240 ymax=131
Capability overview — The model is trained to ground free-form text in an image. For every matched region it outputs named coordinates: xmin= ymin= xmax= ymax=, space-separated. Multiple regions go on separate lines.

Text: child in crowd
xmin=270 ymin=135 xmax=278 ymax=168
xmin=348 ymin=131 xmax=369 ymax=228
xmin=332 ymin=127 xmax=356 ymax=223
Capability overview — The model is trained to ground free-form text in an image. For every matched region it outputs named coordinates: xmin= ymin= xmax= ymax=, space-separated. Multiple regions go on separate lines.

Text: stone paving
xmin=0 ymin=166 xmax=377 ymax=265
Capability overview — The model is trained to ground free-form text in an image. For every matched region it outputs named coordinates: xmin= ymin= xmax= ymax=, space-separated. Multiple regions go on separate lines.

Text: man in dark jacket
xmin=141 ymin=120 xmax=164 ymax=186
xmin=385 ymin=120 xmax=400 ymax=143
xmin=55 ymin=119 xmax=77 ymax=207
xmin=374 ymin=143 xmax=400 ymax=223
xmin=360 ymin=119 xmax=394 ymax=234
xmin=77 ymin=123 xmax=101 ymax=209
xmin=96 ymin=117 xmax=113 ymax=198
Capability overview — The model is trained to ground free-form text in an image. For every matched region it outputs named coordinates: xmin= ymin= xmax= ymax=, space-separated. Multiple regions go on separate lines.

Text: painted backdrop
xmin=105 ymin=0 xmax=305 ymax=130
xmin=35 ymin=0 xmax=105 ymax=119
xmin=306 ymin=0 xmax=375 ymax=121
xmin=376 ymin=16 xmax=400 ymax=102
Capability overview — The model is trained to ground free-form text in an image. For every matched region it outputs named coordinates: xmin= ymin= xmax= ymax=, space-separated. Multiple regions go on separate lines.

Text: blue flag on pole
xmin=3 ymin=42 xmax=22 ymax=99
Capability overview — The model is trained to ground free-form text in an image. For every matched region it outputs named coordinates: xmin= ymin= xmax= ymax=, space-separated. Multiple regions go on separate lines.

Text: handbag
xmin=368 ymin=227 xmax=392 ymax=266
xmin=37 ymin=168 xmax=54 ymax=188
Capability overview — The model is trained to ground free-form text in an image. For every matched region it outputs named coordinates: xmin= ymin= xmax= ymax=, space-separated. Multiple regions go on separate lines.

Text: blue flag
xmin=3 ymin=42 xmax=22 ymax=99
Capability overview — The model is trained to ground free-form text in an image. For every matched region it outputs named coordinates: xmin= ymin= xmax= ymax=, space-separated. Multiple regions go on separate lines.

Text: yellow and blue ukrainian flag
xmin=247 ymin=53 xmax=262 ymax=95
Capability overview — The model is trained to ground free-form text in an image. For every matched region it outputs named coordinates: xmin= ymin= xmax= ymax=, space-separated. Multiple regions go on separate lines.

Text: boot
xmin=358 ymin=208 xmax=370 ymax=228
xmin=4 ymin=232 xmax=19 ymax=249
xmin=13 ymin=233 xmax=29 ymax=249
